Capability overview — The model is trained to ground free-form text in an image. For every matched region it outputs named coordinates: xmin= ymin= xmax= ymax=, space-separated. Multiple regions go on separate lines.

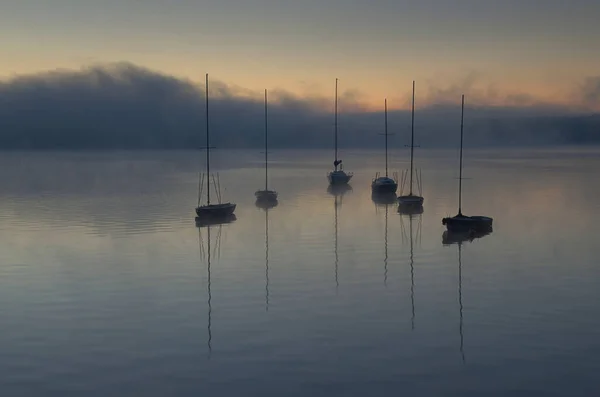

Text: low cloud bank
xmin=0 ymin=63 xmax=598 ymax=149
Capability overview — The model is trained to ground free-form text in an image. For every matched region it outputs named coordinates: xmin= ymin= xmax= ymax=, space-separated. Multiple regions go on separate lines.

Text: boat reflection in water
xmin=327 ymin=183 xmax=353 ymax=197
xmin=442 ymin=226 xmax=492 ymax=363
xmin=328 ymin=184 xmax=352 ymax=289
xmin=442 ymin=228 xmax=492 ymax=246
xmin=195 ymin=213 xmax=237 ymax=228
xmin=400 ymin=212 xmax=422 ymax=330
xmin=197 ymin=224 xmax=218 ymax=358
xmin=255 ymin=198 xmax=278 ymax=211
xmin=377 ymin=201 xmax=393 ymax=286
xmin=371 ymin=191 xmax=398 ymax=206
xmin=256 ymin=200 xmax=275 ymax=311
xmin=197 ymin=209 xmax=236 ymax=357
xmin=372 ymin=189 xmax=400 ymax=287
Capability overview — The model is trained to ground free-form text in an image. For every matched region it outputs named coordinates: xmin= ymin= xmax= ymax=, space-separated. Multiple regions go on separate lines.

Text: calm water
xmin=1 ymin=148 xmax=600 ymax=396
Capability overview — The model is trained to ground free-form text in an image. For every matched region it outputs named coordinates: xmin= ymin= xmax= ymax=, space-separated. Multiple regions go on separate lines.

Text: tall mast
xmin=458 ymin=95 xmax=465 ymax=216
xmin=264 ymin=89 xmax=268 ymax=191
xmin=205 ymin=73 xmax=211 ymax=206
xmin=409 ymin=80 xmax=415 ymax=195
xmin=384 ymin=98 xmax=389 ymax=177
xmin=334 ymin=78 xmax=339 ymax=168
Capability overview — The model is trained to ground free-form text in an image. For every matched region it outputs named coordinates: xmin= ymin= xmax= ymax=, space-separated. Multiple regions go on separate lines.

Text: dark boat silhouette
xmin=442 ymin=95 xmax=492 ymax=233
xmin=398 ymin=81 xmax=424 ymax=208
xmin=328 ymin=78 xmax=353 ymax=185
xmin=371 ymin=98 xmax=398 ymax=194
xmin=255 ymin=89 xmax=279 ymax=205
xmin=195 ymin=73 xmax=236 ymax=221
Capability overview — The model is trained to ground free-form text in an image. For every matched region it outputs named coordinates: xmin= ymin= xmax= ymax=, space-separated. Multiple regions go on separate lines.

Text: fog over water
xmin=1 ymin=63 xmax=598 ymax=149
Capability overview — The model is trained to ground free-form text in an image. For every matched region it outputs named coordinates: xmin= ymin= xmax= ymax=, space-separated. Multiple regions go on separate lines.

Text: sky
xmin=2 ymin=0 xmax=600 ymax=110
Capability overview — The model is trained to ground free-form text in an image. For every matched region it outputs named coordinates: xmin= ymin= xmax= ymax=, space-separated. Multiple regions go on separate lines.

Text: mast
xmin=384 ymin=98 xmax=389 ymax=177
xmin=334 ymin=78 xmax=339 ymax=169
xmin=205 ymin=73 xmax=211 ymax=206
xmin=264 ymin=89 xmax=268 ymax=191
xmin=458 ymin=95 xmax=464 ymax=216
xmin=409 ymin=80 xmax=415 ymax=195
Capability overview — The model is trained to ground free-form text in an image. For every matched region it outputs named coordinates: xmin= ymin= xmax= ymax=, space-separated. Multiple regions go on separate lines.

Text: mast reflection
xmin=328 ymin=184 xmax=352 ymax=290
xmin=442 ymin=227 xmax=491 ymax=363
xmin=371 ymin=191 xmax=398 ymax=206
xmin=197 ymin=217 xmax=232 ymax=357
xmin=256 ymin=200 xmax=277 ymax=311
xmin=373 ymin=190 xmax=396 ymax=286
xmin=401 ymin=213 xmax=422 ymax=330
xmin=384 ymin=204 xmax=389 ymax=287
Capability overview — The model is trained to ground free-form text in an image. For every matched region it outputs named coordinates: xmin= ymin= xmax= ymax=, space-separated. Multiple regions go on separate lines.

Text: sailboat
xmin=372 ymin=98 xmax=398 ymax=195
xmin=255 ymin=89 xmax=278 ymax=205
xmin=195 ymin=73 xmax=236 ymax=222
xmin=442 ymin=95 xmax=493 ymax=233
xmin=327 ymin=78 xmax=353 ymax=185
xmin=398 ymin=81 xmax=425 ymax=208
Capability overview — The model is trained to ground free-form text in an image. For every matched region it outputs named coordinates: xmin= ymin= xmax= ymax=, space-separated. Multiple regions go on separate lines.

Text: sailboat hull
xmin=255 ymin=190 xmax=278 ymax=202
xmin=398 ymin=204 xmax=424 ymax=215
xmin=371 ymin=177 xmax=398 ymax=194
xmin=398 ymin=195 xmax=424 ymax=207
xmin=442 ymin=214 xmax=493 ymax=233
xmin=196 ymin=203 xmax=236 ymax=218
xmin=328 ymin=170 xmax=353 ymax=185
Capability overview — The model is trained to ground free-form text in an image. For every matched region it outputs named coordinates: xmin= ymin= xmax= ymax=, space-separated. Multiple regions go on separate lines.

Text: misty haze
xmin=1 ymin=63 xmax=599 ymax=149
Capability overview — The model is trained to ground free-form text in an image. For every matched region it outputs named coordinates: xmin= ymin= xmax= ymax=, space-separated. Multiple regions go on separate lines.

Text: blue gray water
xmin=1 ymin=148 xmax=599 ymax=396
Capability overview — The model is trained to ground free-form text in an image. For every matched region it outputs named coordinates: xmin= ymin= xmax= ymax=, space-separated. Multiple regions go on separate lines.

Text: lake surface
xmin=1 ymin=147 xmax=600 ymax=396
